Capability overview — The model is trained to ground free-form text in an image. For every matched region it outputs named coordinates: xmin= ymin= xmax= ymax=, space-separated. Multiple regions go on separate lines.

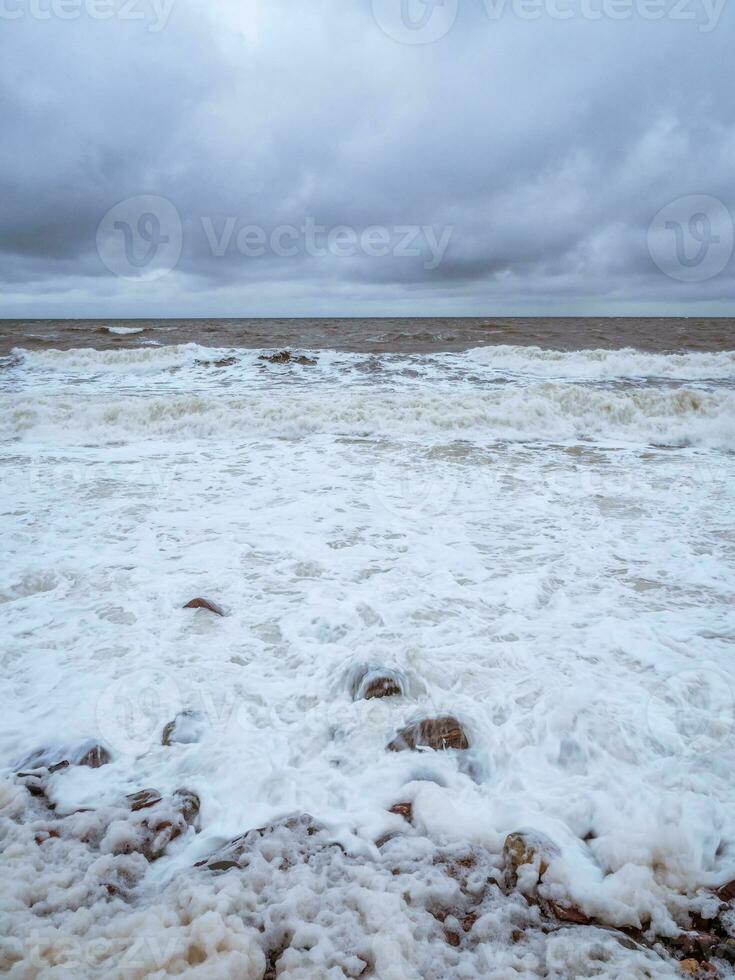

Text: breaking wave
xmin=12 ymin=342 xmax=735 ymax=381
xmin=3 ymin=384 xmax=733 ymax=449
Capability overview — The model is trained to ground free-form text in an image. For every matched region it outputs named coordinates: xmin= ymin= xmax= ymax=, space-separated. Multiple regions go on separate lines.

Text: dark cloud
xmin=0 ymin=0 xmax=733 ymax=316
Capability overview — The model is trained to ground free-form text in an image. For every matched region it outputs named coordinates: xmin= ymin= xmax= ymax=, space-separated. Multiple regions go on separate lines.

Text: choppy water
xmin=1 ymin=315 xmax=734 ymax=354
xmin=1 ymin=326 xmax=734 ymax=978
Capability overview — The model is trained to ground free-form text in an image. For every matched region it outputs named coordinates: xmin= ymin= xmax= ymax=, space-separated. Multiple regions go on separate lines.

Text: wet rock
xmin=679 ymin=962 xmax=718 ymax=977
xmin=608 ymin=929 xmax=651 ymax=953
xmin=461 ymin=913 xmax=478 ymax=932
xmin=502 ymin=830 xmax=559 ymax=892
xmin=18 ymin=744 xmax=109 ymax=771
xmin=263 ymin=944 xmax=289 ymax=980
xmin=16 ymin=770 xmax=51 ymax=800
xmin=141 ymin=819 xmax=182 ymax=862
xmin=173 ymin=787 xmax=200 ymax=824
xmin=16 ymin=751 xmax=107 ymax=805
xmin=78 ymin=745 xmax=111 ymax=768
xmin=162 ymin=709 xmax=206 ymax=746
xmin=363 ymin=675 xmax=402 ymax=699
xmin=548 ymin=901 xmax=592 ymax=925
xmin=387 ymin=716 xmax=469 ymax=752
xmin=436 ymin=851 xmax=478 ymax=890
xmin=195 ymin=813 xmax=332 ymax=873
xmin=351 ymin=666 xmax=405 ymax=701
xmin=208 ymin=859 xmax=240 ymax=872
xmin=34 ymin=828 xmax=60 ymax=845
xmin=670 ymin=933 xmax=720 ymax=959
xmin=183 ymin=597 xmax=224 ymax=616
xmin=139 ymin=787 xmax=200 ymax=861
xmin=714 ymin=940 xmax=735 ymax=963
xmin=195 ymin=356 xmax=237 ymax=368
xmin=389 ymin=802 xmax=413 ymax=823
xmin=258 ymin=351 xmax=317 ymax=366
xmin=260 ymin=350 xmax=291 ymax=364
xmin=717 ymin=881 xmax=735 ymax=902
xmin=126 ymin=789 xmax=163 ymax=812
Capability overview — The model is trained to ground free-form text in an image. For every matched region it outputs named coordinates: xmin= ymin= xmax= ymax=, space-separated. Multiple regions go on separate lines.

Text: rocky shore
xmin=3 ymin=629 xmax=735 ymax=978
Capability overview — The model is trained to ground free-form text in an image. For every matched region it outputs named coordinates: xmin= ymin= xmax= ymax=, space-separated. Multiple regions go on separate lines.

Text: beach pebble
xmin=162 ymin=709 xmax=206 ymax=746
xmin=183 ymin=597 xmax=225 ymax=616
xmin=18 ymin=743 xmax=111 ymax=770
xmin=196 ymin=813 xmax=329 ymax=872
xmin=387 ymin=716 xmax=469 ymax=752
xmin=126 ymin=789 xmax=163 ymax=811
xmin=78 ymin=745 xmax=111 ymax=768
xmin=351 ymin=665 xmax=405 ymax=701
xmin=679 ymin=961 xmax=718 ymax=976
xmin=388 ymin=802 xmax=413 ymax=823
xmin=139 ymin=788 xmax=200 ymax=861
xmin=503 ymin=830 xmax=559 ymax=891
xmin=547 ymin=901 xmax=592 ymax=925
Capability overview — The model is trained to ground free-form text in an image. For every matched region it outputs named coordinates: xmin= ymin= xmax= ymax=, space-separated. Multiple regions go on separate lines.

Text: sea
xmin=1 ymin=317 xmax=734 ymax=978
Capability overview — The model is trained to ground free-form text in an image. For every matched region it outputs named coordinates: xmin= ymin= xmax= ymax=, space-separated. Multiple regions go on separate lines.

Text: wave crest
xmin=3 ymin=384 xmax=733 ymax=448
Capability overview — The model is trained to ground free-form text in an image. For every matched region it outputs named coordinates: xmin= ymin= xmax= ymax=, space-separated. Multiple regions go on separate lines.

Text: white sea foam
xmin=1 ymin=343 xmax=734 ymax=977
xmin=106 ymin=326 xmax=146 ymax=336
xmin=2 ymin=384 xmax=734 ymax=450
xmin=14 ymin=341 xmax=735 ymax=380
xmin=466 ymin=344 xmax=735 ymax=381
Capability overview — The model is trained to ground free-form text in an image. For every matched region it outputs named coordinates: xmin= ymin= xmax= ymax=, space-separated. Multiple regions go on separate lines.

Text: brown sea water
xmin=1 ymin=316 xmax=733 ymax=355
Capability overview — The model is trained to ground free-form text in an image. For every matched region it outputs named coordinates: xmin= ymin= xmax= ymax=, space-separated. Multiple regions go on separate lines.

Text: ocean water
xmin=1 ymin=325 xmax=734 ymax=978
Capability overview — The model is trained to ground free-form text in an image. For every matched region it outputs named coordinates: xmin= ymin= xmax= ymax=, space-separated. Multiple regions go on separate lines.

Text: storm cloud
xmin=0 ymin=0 xmax=733 ymax=316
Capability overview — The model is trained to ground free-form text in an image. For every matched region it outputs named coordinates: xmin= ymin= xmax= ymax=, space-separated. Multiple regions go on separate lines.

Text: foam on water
xmin=4 ymin=344 xmax=735 ymax=450
xmin=105 ymin=326 xmax=145 ymax=336
xmin=1 ymin=343 xmax=734 ymax=977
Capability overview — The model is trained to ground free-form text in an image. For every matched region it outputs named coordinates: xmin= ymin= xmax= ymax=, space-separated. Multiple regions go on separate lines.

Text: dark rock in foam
xmin=183 ymin=597 xmax=225 ymax=616
xmin=162 ymin=709 xmax=206 ymax=746
xmin=387 ymin=716 xmax=469 ymax=752
xmin=350 ymin=665 xmax=406 ymax=701
xmin=258 ymin=350 xmax=317 ymax=365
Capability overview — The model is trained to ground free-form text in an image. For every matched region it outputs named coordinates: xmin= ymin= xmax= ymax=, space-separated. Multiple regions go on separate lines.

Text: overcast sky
xmin=0 ymin=0 xmax=733 ymax=318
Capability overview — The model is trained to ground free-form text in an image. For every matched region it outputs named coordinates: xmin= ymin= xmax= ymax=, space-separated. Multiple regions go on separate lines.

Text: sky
xmin=0 ymin=0 xmax=733 ymax=318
